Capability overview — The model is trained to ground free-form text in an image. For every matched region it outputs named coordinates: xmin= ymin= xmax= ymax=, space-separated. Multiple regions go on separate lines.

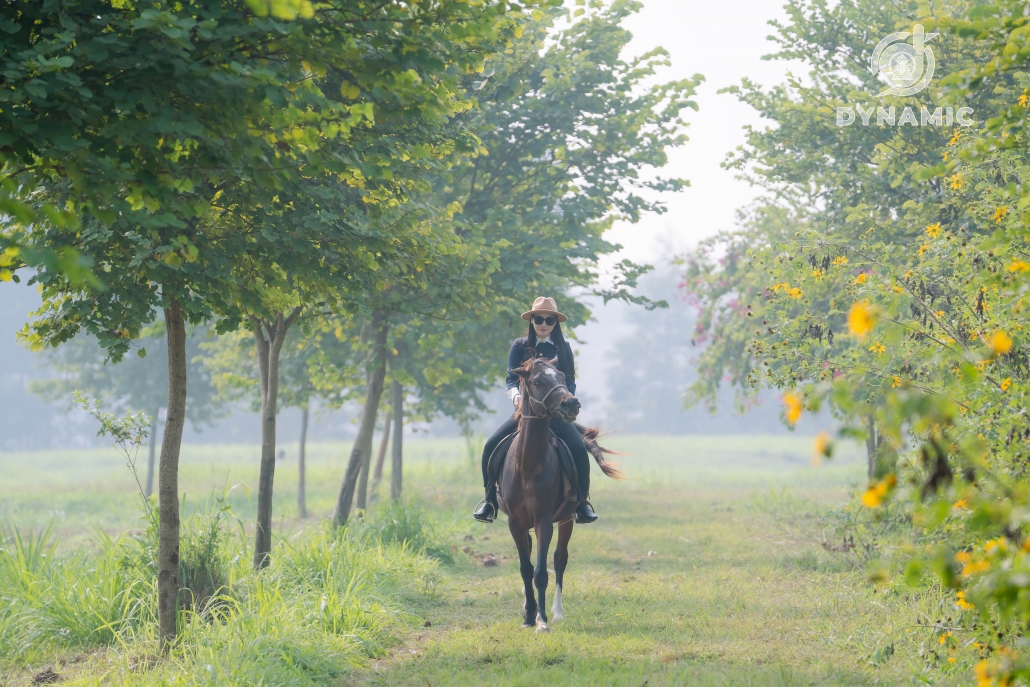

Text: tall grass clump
xmin=360 ymin=498 xmax=455 ymax=564
xmin=0 ymin=495 xmax=446 ymax=685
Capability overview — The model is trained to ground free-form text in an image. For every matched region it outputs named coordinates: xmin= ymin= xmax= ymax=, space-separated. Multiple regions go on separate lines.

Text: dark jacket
xmin=506 ymin=336 xmax=577 ymax=395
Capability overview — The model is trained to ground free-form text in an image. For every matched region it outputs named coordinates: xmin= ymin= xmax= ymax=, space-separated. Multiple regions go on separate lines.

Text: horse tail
xmin=574 ymin=423 xmax=626 ymax=480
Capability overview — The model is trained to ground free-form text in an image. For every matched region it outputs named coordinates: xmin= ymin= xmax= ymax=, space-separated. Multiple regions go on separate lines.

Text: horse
xmin=498 ymin=354 xmax=623 ymax=633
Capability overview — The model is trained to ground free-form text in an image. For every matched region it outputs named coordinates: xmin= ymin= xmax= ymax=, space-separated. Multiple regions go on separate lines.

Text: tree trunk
xmin=145 ymin=408 xmax=159 ymax=498
xmin=298 ymin=403 xmax=309 ymax=519
xmin=158 ymin=295 xmax=187 ymax=649
xmin=333 ymin=311 xmax=388 ymax=527
xmin=370 ymin=415 xmax=391 ymax=502
xmin=391 ymin=379 xmax=403 ymax=501
xmin=252 ymin=309 xmax=300 ymax=570
xmin=356 ymin=407 xmax=381 ymax=513
xmin=866 ymin=415 xmax=886 ymax=480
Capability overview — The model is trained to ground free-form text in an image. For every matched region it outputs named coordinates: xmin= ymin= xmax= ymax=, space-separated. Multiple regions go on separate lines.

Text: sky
xmin=599 ymin=0 xmax=796 ymax=269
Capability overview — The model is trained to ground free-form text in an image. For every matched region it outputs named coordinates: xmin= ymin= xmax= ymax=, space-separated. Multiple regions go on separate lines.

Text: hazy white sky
xmin=601 ymin=0 xmax=795 ymax=268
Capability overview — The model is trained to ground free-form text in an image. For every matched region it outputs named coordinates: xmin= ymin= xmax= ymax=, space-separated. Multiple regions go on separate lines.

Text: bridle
xmin=518 ymin=367 xmax=570 ymax=420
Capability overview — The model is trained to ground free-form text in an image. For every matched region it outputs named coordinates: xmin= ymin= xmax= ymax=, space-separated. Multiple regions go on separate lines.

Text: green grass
xmin=0 ymin=435 xmax=972 ymax=685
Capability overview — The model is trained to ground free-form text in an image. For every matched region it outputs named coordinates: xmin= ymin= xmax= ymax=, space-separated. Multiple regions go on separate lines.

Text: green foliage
xmin=34 ymin=329 xmax=220 ymax=426
xmin=0 ymin=492 xmax=444 ymax=679
xmin=680 ymin=0 xmax=1030 ymax=681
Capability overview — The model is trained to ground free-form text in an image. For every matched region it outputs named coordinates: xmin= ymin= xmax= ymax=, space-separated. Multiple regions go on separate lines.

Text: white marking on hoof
xmin=551 ymin=585 xmax=564 ymax=621
xmin=536 ymin=621 xmax=550 ymax=633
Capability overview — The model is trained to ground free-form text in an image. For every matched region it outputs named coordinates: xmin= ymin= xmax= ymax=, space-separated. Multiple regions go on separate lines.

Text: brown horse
xmin=499 ymin=355 xmax=623 ymax=632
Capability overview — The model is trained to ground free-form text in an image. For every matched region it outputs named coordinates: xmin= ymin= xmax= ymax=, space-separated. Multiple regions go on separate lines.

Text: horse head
xmin=513 ymin=356 xmax=580 ymax=422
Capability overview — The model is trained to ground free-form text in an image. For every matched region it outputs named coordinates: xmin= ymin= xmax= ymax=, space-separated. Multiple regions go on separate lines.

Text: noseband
xmin=519 ymin=376 xmax=570 ymax=420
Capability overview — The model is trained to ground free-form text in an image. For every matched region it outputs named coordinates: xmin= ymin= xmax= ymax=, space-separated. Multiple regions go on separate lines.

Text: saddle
xmin=487 ymin=430 xmax=579 ymax=508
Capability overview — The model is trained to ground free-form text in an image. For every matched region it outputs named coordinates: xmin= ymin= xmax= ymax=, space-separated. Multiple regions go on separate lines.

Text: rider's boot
xmin=575 ymin=499 xmax=598 ymax=524
xmin=473 ymin=485 xmax=498 ymax=523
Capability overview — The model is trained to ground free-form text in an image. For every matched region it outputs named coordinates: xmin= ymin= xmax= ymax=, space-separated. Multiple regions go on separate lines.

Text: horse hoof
xmin=536 ymin=623 xmax=550 ymax=633
xmin=523 ymin=622 xmax=535 ymax=630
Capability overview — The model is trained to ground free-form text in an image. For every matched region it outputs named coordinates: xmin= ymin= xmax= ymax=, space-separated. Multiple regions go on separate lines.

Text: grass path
xmin=351 ymin=485 xmax=943 ymax=687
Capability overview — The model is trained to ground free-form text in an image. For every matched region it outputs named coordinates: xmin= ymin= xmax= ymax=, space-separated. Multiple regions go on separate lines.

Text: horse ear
xmin=547 ymin=357 xmax=558 ymax=367
xmin=511 ymin=366 xmax=531 ymax=378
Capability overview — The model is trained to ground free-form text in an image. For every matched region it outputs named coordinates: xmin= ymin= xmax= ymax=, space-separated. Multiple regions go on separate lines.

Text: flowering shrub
xmin=681 ymin=0 xmax=1030 ymax=682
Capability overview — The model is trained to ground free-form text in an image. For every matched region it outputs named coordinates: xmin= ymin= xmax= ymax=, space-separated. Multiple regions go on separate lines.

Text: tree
xmin=678 ymin=0 xmax=1030 ymax=681
xmin=374 ymin=0 xmax=705 ymax=442
xmin=30 ymin=327 xmax=220 ymax=496
xmin=12 ymin=0 xmax=538 ymax=642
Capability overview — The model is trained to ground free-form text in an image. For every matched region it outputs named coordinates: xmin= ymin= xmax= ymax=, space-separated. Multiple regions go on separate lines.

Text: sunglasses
xmin=532 ymin=315 xmax=557 ymax=326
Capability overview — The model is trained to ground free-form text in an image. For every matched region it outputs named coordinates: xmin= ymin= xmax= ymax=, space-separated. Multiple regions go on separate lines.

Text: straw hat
xmin=521 ymin=296 xmax=567 ymax=322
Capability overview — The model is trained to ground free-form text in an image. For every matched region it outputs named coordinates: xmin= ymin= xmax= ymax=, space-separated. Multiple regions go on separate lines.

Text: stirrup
xmin=473 ymin=498 xmax=496 ymax=524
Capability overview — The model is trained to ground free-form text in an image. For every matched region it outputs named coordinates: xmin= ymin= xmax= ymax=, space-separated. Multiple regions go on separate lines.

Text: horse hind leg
xmin=533 ymin=519 xmax=555 ymax=633
xmin=552 ymin=520 xmax=573 ymax=621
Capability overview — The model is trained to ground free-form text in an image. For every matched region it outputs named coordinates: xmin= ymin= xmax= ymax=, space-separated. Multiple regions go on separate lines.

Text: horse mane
xmin=514 ymin=357 xmax=624 ymax=480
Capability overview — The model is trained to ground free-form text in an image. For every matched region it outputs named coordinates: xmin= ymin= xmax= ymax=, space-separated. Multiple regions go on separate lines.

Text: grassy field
xmin=0 ymin=434 xmax=971 ymax=685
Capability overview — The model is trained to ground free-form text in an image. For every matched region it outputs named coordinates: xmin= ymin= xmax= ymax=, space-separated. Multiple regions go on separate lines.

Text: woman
xmin=472 ymin=296 xmax=598 ymax=525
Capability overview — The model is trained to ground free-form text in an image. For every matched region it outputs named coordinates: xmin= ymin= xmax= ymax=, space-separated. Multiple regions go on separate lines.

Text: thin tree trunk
xmin=252 ymin=309 xmax=300 ymax=570
xmin=333 ymin=311 xmax=388 ymax=527
xmin=356 ymin=407 xmax=381 ymax=512
xmin=158 ymin=295 xmax=187 ymax=649
xmin=370 ymin=415 xmax=391 ymax=501
xmin=866 ymin=414 xmax=885 ymax=480
xmin=298 ymin=403 xmax=309 ymax=519
xmin=391 ymin=379 xmax=403 ymax=501
xmin=145 ymin=408 xmax=159 ymax=498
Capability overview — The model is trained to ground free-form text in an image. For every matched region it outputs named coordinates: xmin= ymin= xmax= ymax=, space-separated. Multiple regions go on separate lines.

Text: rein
xmin=519 ymin=376 xmax=568 ymax=420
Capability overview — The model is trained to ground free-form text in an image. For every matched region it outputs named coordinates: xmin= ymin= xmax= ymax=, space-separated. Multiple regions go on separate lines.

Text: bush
xmin=0 ymin=491 xmax=446 ymax=684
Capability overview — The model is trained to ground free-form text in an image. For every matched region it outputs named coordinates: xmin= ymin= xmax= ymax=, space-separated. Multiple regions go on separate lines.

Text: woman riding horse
xmin=472 ymin=297 xmax=598 ymax=525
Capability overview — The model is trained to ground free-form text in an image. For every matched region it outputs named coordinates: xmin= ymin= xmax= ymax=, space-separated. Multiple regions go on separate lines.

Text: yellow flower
xmin=1020 ymin=90 xmax=1030 ymax=107
xmin=918 ymin=243 xmax=930 ymax=256
xmin=783 ymin=392 xmax=803 ymax=426
xmin=812 ymin=431 xmax=831 ymax=466
xmin=832 ymin=256 xmax=849 ymax=266
xmin=949 ymin=173 xmax=965 ymax=191
xmin=854 ymin=273 xmax=868 ymax=284
xmin=942 ymin=150 xmax=949 ymax=161
xmin=974 ymin=660 xmax=991 ymax=687
xmin=811 ymin=268 xmax=824 ymax=279
xmin=926 ymin=222 xmax=943 ymax=238
xmin=868 ymin=342 xmax=886 ymax=354
xmin=861 ymin=473 xmax=897 ymax=508
xmin=891 ymin=376 xmax=902 ymax=388
xmin=948 ymin=129 xmax=962 ymax=146
xmin=1001 ymin=378 xmax=1012 ymax=391
xmin=1008 ymin=260 xmax=1030 ymax=273
xmin=988 ymin=330 xmax=1013 ymax=356
xmin=953 ymin=499 xmax=968 ymax=510
xmin=788 ymin=287 xmax=803 ymax=299
xmin=892 ymin=284 xmax=904 ymax=294
xmin=994 ymin=207 xmax=1009 ymax=223
xmin=985 ymin=537 xmax=1008 ymax=555
xmin=848 ymin=300 xmax=876 ymax=339
xmin=956 ymin=591 xmax=974 ymax=610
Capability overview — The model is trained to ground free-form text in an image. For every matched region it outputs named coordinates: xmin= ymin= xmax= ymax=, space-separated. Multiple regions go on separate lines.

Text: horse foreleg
xmin=533 ymin=519 xmax=554 ymax=633
xmin=552 ymin=520 xmax=573 ymax=621
xmin=510 ymin=522 xmax=536 ymax=628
